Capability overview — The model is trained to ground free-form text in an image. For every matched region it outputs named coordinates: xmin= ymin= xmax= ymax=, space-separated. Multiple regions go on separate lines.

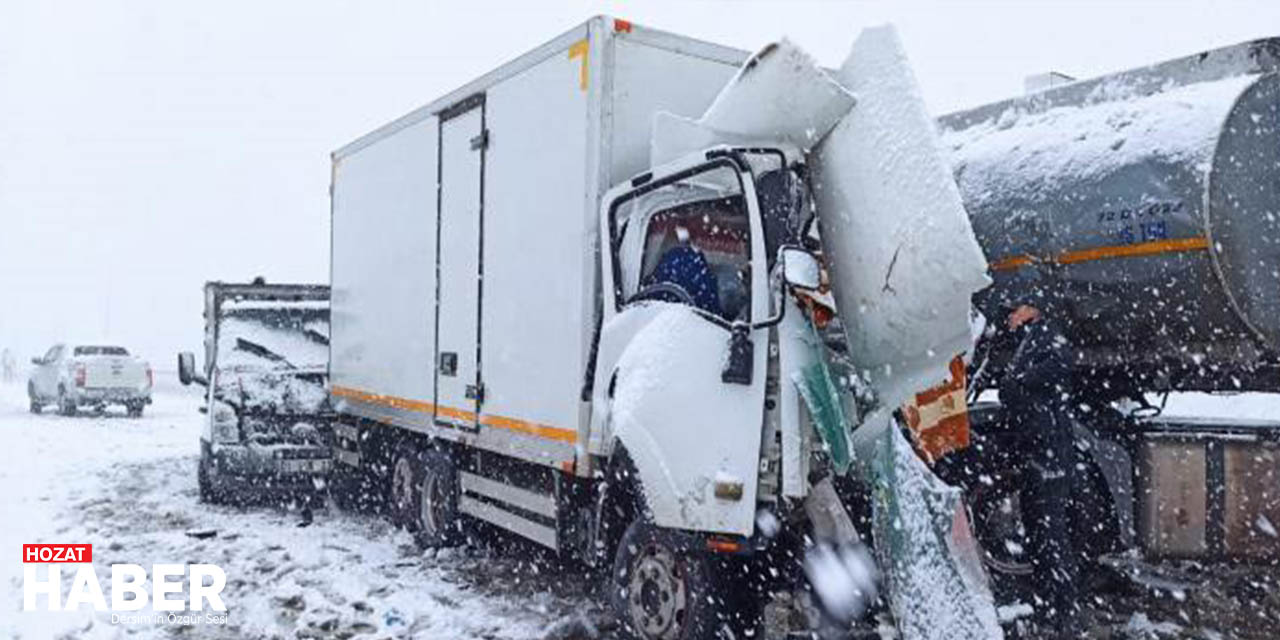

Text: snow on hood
xmin=650 ymin=39 xmax=855 ymax=167
xmin=218 ymin=370 xmax=330 ymax=415
xmin=215 ymin=307 xmax=330 ymax=414
xmin=940 ymin=74 xmax=1259 ymax=207
xmin=812 ymin=25 xmax=991 ymax=412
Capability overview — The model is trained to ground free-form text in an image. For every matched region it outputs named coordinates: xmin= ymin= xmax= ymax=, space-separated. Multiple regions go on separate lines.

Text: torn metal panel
xmin=812 ymin=25 xmax=991 ymax=413
xmin=650 ymin=39 xmax=855 ymax=167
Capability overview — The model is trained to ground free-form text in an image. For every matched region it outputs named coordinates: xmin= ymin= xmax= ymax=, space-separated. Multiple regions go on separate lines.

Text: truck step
xmin=458 ymin=496 xmax=558 ymax=550
xmin=458 ymin=471 xmax=558 ymax=549
xmin=459 ymin=471 xmax=557 ymax=518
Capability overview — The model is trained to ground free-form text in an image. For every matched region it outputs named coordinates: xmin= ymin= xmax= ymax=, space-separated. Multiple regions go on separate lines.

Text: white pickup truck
xmin=28 ymin=343 xmax=153 ymax=417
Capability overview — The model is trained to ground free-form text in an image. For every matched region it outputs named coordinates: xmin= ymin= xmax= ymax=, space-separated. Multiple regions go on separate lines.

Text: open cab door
xmin=588 ymin=149 xmax=777 ymax=536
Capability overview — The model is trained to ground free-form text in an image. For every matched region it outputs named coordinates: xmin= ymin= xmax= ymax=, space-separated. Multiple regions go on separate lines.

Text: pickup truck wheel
xmin=57 ymin=388 xmax=76 ymax=416
xmin=612 ymin=519 xmax=727 ymax=640
xmin=28 ymin=384 xmax=42 ymax=414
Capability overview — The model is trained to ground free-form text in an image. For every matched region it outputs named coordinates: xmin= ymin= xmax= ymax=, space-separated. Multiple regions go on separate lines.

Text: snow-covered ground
xmin=0 ymin=379 xmax=596 ymax=640
xmin=3 ymin=375 xmax=1276 ymax=639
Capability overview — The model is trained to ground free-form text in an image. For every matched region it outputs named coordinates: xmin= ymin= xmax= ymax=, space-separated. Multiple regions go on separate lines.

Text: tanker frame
xmin=936 ymin=37 xmax=1280 ymax=575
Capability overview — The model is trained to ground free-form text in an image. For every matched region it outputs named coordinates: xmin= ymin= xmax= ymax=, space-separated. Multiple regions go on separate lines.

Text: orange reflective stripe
xmin=330 ymin=385 xmax=576 ymax=443
xmin=990 ymin=236 xmax=1210 ymax=273
xmin=480 ymin=414 xmax=577 ymax=443
xmin=331 ymin=385 xmax=434 ymax=413
xmin=435 ymin=404 xmax=477 ymax=423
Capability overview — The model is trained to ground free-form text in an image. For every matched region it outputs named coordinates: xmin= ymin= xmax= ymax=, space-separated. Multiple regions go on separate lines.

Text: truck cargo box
xmin=329 ymin=17 xmax=747 ymax=468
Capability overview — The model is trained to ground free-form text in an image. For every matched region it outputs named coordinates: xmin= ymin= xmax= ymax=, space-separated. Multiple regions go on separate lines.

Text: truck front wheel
xmin=611 ymin=519 xmax=728 ymax=640
xmin=197 ymin=455 xmax=223 ymax=504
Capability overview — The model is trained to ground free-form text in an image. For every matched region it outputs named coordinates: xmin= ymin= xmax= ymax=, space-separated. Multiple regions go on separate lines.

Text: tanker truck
xmin=937 ymin=37 xmax=1280 ymax=575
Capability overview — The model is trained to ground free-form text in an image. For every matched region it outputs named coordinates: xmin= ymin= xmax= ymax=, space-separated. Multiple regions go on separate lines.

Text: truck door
xmin=435 ymin=95 xmax=486 ymax=429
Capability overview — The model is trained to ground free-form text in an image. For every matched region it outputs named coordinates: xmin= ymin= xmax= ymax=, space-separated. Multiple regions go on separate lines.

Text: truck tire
xmin=198 ymin=456 xmax=223 ymax=505
xmin=126 ymin=402 xmax=145 ymax=418
xmin=28 ymin=384 xmax=42 ymax=414
xmin=390 ymin=445 xmax=461 ymax=548
xmin=57 ymin=387 xmax=76 ymax=416
xmin=611 ymin=518 xmax=734 ymax=640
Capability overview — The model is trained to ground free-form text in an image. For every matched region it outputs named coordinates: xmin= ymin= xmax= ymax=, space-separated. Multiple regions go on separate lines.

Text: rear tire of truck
xmin=57 ymin=388 xmax=76 ymax=416
xmin=611 ymin=518 xmax=734 ymax=640
xmin=390 ymin=445 xmax=461 ymax=548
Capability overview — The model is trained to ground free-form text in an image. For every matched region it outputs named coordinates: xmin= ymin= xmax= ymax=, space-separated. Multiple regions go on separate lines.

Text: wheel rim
xmin=419 ymin=470 xmax=447 ymax=537
xmin=392 ymin=457 xmax=414 ymax=521
xmin=969 ymin=485 xmax=1034 ymax=576
xmin=627 ymin=540 xmax=688 ymax=639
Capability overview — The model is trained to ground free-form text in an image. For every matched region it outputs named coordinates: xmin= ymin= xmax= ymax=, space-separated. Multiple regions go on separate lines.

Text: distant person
xmin=1 ymin=348 xmax=14 ymax=383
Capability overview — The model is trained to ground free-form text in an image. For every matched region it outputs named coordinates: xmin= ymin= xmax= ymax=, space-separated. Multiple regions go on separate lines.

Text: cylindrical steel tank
xmin=939 ymin=38 xmax=1280 ymax=391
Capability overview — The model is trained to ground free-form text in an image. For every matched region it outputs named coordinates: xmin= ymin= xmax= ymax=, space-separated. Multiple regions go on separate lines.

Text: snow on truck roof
xmin=939 ymin=73 xmax=1260 ymax=206
xmin=221 ymin=299 xmax=329 ymax=311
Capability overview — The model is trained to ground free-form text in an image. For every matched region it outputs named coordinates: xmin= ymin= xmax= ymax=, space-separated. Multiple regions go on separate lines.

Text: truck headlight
xmin=211 ymin=402 xmax=239 ymax=444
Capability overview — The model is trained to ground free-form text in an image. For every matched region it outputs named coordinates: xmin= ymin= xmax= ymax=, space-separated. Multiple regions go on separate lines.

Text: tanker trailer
xmin=933 ymin=37 xmax=1280 ymax=577
xmin=941 ymin=37 xmax=1280 ymax=395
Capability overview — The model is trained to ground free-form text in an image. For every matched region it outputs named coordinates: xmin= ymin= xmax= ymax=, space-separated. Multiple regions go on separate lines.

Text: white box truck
xmin=327 ymin=16 xmax=871 ymax=637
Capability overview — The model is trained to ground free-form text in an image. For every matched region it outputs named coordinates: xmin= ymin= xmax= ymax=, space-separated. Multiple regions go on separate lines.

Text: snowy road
xmin=0 ymin=380 xmax=598 ymax=640
xmin=4 ymin=377 xmax=1278 ymax=639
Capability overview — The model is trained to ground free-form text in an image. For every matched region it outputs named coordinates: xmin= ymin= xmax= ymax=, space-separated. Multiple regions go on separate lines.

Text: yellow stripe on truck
xmin=329 ymin=385 xmax=577 ymax=444
xmin=480 ymin=414 xmax=577 ymax=443
xmin=568 ymin=39 xmax=589 ymax=90
xmin=990 ymin=235 xmax=1210 ymax=273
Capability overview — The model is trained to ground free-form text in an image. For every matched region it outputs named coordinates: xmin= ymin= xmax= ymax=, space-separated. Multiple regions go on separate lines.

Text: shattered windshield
xmin=216 ymin=302 xmax=329 ymax=371
xmin=213 ymin=300 xmax=330 ymax=414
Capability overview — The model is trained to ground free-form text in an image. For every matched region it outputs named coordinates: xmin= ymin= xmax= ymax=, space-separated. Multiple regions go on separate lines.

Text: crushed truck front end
xmin=179 ymin=281 xmax=333 ymax=504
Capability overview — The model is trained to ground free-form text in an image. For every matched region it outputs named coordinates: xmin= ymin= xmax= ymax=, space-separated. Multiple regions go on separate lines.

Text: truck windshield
xmin=612 ymin=163 xmax=752 ymax=321
xmin=212 ymin=302 xmax=330 ymax=415
xmin=216 ymin=303 xmax=329 ymax=371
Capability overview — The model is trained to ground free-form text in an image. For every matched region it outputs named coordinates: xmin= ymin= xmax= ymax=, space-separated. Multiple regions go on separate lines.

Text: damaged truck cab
xmin=179 ymin=281 xmax=334 ymax=505
xmin=588 ymin=145 xmax=821 ymax=538
xmin=327 ymin=17 xmax=979 ymax=639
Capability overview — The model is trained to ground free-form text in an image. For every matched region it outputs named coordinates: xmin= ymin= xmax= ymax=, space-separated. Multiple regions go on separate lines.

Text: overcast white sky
xmin=2 ymin=0 xmax=1277 ymax=368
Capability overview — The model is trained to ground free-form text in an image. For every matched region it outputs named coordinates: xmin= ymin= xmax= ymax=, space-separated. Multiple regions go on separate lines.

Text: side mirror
xmin=31 ymin=357 xmax=43 ymax=366
xmin=177 ymin=352 xmax=205 ymax=387
xmin=781 ymin=247 xmax=821 ymax=291
xmin=721 ymin=323 xmax=754 ymax=385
